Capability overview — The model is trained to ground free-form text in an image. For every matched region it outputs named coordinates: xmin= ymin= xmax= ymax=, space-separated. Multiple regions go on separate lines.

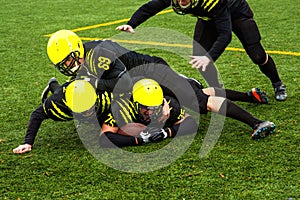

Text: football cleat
xmin=272 ymin=81 xmax=287 ymax=101
xmin=247 ymin=88 xmax=268 ymax=104
xmin=41 ymin=77 xmax=58 ymax=103
xmin=252 ymin=121 xmax=275 ymax=140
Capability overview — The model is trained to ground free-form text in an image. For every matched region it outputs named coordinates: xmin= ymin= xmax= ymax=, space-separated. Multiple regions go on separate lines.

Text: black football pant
xmin=193 ymin=17 xmax=281 ymax=87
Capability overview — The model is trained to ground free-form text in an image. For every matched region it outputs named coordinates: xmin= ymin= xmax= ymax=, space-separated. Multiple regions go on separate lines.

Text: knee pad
xmin=233 ymin=18 xmax=267 ymax=65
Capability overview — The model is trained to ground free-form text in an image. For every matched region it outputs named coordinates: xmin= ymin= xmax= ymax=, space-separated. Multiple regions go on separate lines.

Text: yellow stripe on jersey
xmin=51 ymin=100 xmax=73 ymax=120
xmin=86 ymin=50 xmax=97 ymax=74
xmin=197 ymin=16 xmax=212 ymax=20
xmin=166 ymin=99 xmax=173 ymax=112
xmin=201 ymin=0 xmax=219 ymax=12
xmin=100 ymin=91 xmax=112 ymax=113
xmin=208 ymin=0 xmax=219 ymax=12
xmin=121 ymin=98 xmax=137 ymax=121
xmin=116 ymin=99 xmax=136 ymax=124
xmin=119 ymin=109 xmax=129 ymax=124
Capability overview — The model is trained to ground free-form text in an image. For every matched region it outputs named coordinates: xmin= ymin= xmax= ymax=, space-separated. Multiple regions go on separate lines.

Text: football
xmin=118 ymin=123 xmax=147 ymax=136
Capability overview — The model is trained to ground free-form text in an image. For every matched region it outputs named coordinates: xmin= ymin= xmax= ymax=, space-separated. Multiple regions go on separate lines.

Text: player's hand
xmin=116 ymin=25 xmax=135 ymax=34
xmin=13 ymin=144 xmax=32 ymax=154
xmin=138 ymin=128 xmax=152 ymax=143
xmin=189 ymin=55 xmax=211 ymax=71
xmin=158 ymin=98 xmax=170 ymax=122
xmin=148 ymin=128 xmax=168 ymax=143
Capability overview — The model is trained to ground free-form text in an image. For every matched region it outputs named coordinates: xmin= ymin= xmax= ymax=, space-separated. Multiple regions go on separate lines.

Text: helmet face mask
xmin=171 ymin=0 xmax=199 ymax=15
xmin=55 ymin=51 xmax=81 ymax=76
xmin=132 ymin=79 xmax=164 ymax=125
xmin=137 ymin=103 xmax=163 ymax=125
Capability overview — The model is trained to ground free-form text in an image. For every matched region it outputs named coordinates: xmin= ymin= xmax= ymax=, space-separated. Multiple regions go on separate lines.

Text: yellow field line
xmin=44 ymin=8 xmax=300 ymax=57
xmin=70 ymin=9 xmax=173 ymax=33
xmin=80 ymin=37 xmax=300 ymax=57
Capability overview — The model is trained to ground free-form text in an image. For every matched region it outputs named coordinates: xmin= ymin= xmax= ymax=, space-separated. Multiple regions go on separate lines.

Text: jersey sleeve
xmin=102 ymin=97 xmax=138 ymax=128
xmin=164 ymin=96 xmax=186 ymax=126
xmin=42 ymin=87 xmax=73 ymax=121
xmin=127 ymin=0 xmax=171 ymax=29
xmin=207 ymin=6 xmax=232 ymax=61
xmin=23 ymin=105 xmax=49 ymax=145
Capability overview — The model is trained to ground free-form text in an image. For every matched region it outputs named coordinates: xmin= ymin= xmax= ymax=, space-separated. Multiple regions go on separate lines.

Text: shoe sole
xmin=252 ymin=124 xmax=276 ymax=140
xmin=275 ymin=95 xmax=287 ymax=101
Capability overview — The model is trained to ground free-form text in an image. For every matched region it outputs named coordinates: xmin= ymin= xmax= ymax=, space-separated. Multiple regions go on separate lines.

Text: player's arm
xmin=13 ymin=91 xmax=73 ymax=154
xmin=146 ymin=113 xmax=197 ymax=143
xmin=116 ymin=0 xmax=170 ymax=32
xmin=148 ymin=96 xmax=198 ymax=142
xmin=99 ymin=123 xmax=144 ymax=148
xmin=207 ymin=6 xmax=232 ymax=61
xmin=190 ymin=7 xmax=232 ymax=70
xmin=166 ymin=114 xmax=198 ymax=138
xmin=13 ymin=105 xmax=49 ymax=154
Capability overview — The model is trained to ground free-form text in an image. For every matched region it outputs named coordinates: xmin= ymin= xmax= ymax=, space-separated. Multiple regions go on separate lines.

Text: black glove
xmin=138 ymin=127 xmax=152 ymax=144
xmin=148 ymin=127 xmax=168 ymax=143
xmin=138 ymin=127 xmax=168 ymax=144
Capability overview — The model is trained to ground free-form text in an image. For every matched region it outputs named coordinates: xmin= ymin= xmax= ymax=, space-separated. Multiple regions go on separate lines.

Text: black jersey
xmin=83 ymin=40 xmax=169 ymax=74
xmin=42 ymin=82 xmax=73 ymax=121
xmin=126 ymin=0 xmax=253 ymax=61
xmin=127 ymin=0 xmax=249 ymax=25
xmin=24 ymin=82 xmax=113 ymax=145
xmin=105 ymin=95 xmax=186 ymax=129
xmin=81 ymin=40 xmax=206 ymax=114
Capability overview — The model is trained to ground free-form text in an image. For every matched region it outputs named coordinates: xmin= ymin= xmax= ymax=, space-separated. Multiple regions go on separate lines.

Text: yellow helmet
xmin=64 ymin=80 xmax=97 ymax=113
xmin=133 ymin=79 xmax=163 ymax=107
xmin=47 ymin=30 xmax=84 ymax=76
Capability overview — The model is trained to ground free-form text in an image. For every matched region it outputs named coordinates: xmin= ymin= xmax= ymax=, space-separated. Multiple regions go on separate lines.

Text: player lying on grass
xmin=99 ymin=78 xmax=275 ymax=147
xmin=13 ymin=76 xmax=274 ymax=153
xmin=13 ymin=28 xmax=274 ymax=153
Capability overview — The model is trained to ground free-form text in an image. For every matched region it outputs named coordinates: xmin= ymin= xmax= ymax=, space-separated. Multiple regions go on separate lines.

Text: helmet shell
xmin=133 ymin=79 xmax=163 ymax=107
xmin=47 ymin=30 xmax=84 ymax=65
xmin=65 ymin=80 xmax=97 ymax=113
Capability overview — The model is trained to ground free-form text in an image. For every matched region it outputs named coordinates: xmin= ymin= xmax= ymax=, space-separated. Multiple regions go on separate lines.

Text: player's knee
xmin=206 ymin=96 xmax=213 ymax=111
xmin=246 ymin=43 xmax=267 ymax=65
xmin=202 ymin=87 xmax=215 ymax=96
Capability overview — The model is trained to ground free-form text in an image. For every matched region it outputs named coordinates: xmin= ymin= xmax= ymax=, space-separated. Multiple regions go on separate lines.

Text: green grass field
xmin=1 ymin=0 xmax=299 ymax=199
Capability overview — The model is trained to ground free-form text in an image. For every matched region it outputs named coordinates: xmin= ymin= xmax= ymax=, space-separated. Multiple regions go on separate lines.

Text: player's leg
xmin=193 ymin=19 xmax=222 ymax=87
xmin=203 ymin=87 xmax=268 ymax=104
xmin=207 ymin=96 xmax=275 ymax=139
xmin=232 ymin=17 xmax=287 ymax=101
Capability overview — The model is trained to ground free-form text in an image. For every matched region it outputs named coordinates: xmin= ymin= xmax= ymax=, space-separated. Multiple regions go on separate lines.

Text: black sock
xmin=218 ymin=99 xmax=263 ymax=128
xmin=214 ymin=88 xmax=253 ymax=102
xmin=259 ymin=55 xmax=281 ymax=84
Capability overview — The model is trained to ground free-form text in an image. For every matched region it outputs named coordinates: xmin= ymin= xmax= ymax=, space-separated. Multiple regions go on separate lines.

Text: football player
xmin=12 ymin=80 xmax=111 ymax=154
xmin=116 ymin=0 xmax=287 ymax=101
xmin=13 ymin=75 xmax=273 ymax=153
xmin=99 ymin=78 xmax=275 ymax=148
